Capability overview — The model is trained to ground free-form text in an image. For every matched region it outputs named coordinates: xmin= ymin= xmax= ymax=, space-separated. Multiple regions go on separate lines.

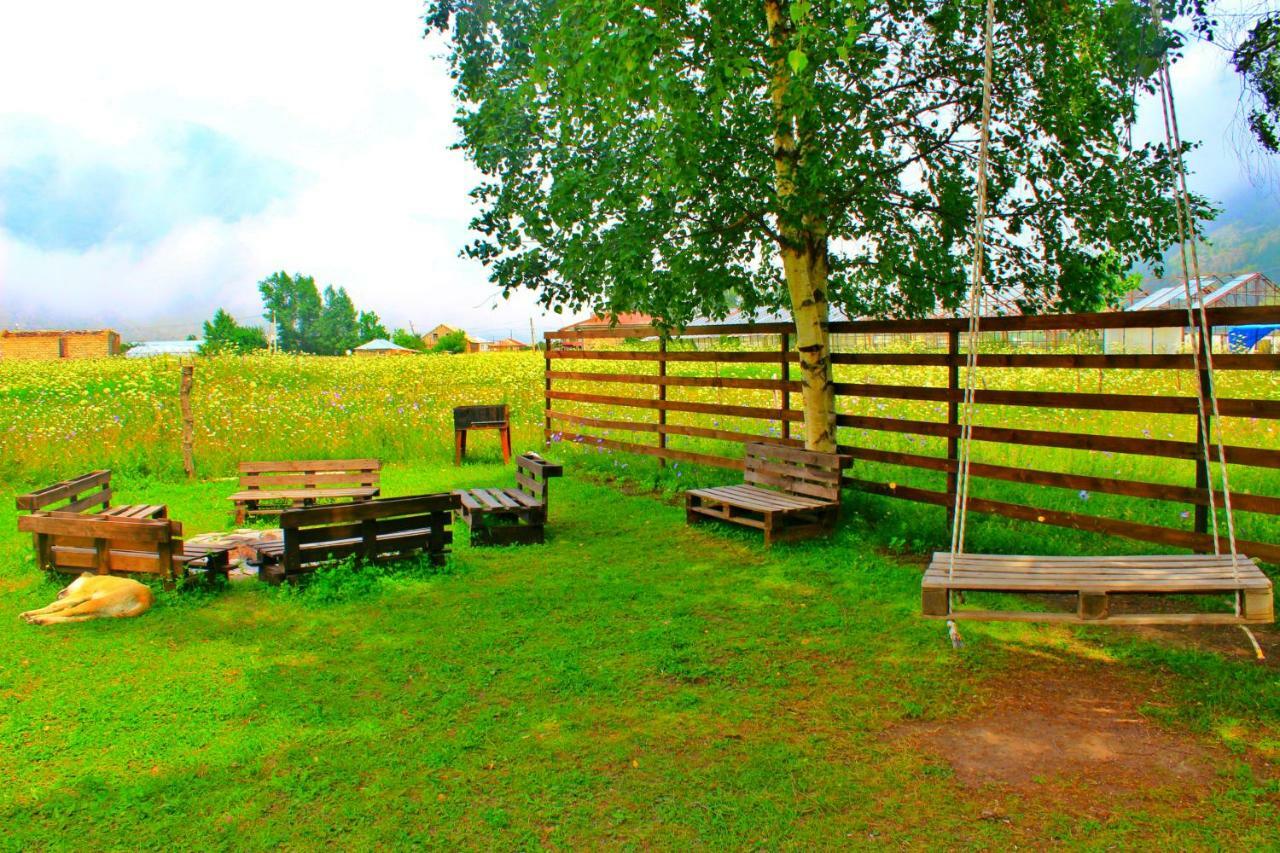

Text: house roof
xmin=1126 ymin=273 xmax=1276 ymax=311
xmin=354 ymin=338 xmax=413 ymax=352
xmin=126 ymin=340 xmax=203 ymax=358
xmin=492 ymin=337 xmax=529 ymax=347
xmin=558 ymin=312 xmax=655 ymax=332
xmin=3 ymin=329 xmax=118 ymax=338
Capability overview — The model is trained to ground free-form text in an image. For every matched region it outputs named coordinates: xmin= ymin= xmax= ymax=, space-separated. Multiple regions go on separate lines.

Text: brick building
xmin=0 ymin=330 xmax=122 ymax=360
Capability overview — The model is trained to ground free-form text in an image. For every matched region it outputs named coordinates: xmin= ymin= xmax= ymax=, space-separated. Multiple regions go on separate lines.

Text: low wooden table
xmin=454 ymin=405 xmax=512 ymax=465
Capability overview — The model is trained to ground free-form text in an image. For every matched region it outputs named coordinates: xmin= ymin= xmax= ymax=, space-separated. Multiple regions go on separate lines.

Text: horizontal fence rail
xmin=545 ymin=306 xmax=1280 ymax=563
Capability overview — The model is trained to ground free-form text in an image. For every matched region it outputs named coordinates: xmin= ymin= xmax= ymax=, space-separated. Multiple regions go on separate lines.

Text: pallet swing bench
xmin=455 ymin=452 xmax=563 ymax=545
xmin=229 ymin=459 xmax=381 ymax=524
xmin=253 ymin=493 xmax=459 ymax=585
xmin=923 ymin=0 xmax=1273 ymax=632
xmin=686 ymin=443 xmax=850 ymax=545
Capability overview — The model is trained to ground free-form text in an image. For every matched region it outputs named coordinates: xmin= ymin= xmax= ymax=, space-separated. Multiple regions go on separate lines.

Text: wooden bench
xmin=922 ymin=552 xmax=1275 ymax=625
xmin=686 ymin=443 xmax=850 ymax=545
xmin=16 ymin=512 xmax=234 ymax=589
xmin=16 ymin=470 xmax=167 ymax=520
xmin=229 ymin=459 xmax=381 ymax=524
xmin=455 ymin=453 xmax=563 ymax=545
xmin=253 ymin=493 xmax=460 ymax=585
xmin=454 ymin=405 xmax=512 ymax=465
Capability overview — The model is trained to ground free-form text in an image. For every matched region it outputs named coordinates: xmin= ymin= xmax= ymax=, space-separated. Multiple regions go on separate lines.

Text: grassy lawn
xmin=3 ymin=462 xmax=1279 ymax=849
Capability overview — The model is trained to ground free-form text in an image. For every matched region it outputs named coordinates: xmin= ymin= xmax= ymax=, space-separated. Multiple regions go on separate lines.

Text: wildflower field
xmin=3 ymin=349 xmax=1280 ymax=847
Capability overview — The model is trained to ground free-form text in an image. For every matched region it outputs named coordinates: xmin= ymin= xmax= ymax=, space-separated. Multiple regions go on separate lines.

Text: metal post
xmin=543 ymin=333 xmax=553 ymax=446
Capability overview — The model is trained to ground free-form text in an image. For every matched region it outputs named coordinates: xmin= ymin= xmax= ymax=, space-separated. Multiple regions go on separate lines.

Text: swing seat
xmin=922 ymin=552 xmax=1274 ymax=625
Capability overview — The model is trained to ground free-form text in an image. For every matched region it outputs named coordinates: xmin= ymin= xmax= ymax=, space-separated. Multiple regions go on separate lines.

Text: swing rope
xmin=1148 ymin=0 xmax=1241 ymax=585
xmin=947 ymin=0 xmax=997 ymax=577
xmin=948 ymin=0 xmax=1242 ymax=605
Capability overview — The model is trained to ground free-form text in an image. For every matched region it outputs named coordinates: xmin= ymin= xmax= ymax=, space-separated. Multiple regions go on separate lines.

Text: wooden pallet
xmin=922 ymin=552 xmax=1274 ymax=625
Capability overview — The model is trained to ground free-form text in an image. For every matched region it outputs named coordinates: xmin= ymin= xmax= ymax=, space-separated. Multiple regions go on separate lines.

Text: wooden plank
xmin=833 ymin=383 xmax=1280 ymax=419
xmin=844 ymin=446 xmax=1280 ymax=517
xmin=279 ymin=493 xmax=460 ymax=528
xmin=556 ymin=431 xmax=743 ymax=471
xmin=242 ymin=471 xmax=383 ymax=487
xmin=16 ymin=471 xmax=112 ymax=511
xmin=549 ymin=410 xmax=796 ymax=449
xmin=60 ymin=488 xmax=113 ymax=513
xmin=853 ymin=479 xmax=1280 ymax=564
xmin=229 ymin=487 xmax=380 ymax=501
xmin=832 ymin=352 xmax=1280 ymax=371
xmin=548 ymin=349 xmax=789 ymax=364
xmin=837 ymin=414 xmax=1280 ymax=469
xmin=929 ymin=610 xmax=1272 ymax=626
xmin=547 ymin=390 xmax=804 ymax=423
xmin=18 ymin=514 xmax=170 ymax=544
xmin=548 ymin=370 xmax=796 ymax=393
xmin=238 ymin=459 xmax=382 ymax=474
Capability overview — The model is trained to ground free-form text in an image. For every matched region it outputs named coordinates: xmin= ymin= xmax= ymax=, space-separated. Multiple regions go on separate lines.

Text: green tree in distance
xmin=313 ymin=285 xmax=361 ymax=354
xmin=199 ymin=309 xmax=268 ymax=355
xmin=258 ymin=271 xmax=322 ymax=353
xmin=392 ymin=328 xmax=429 ymax=351
xmin=427 ymin=0 xmax=1205 ymax=450
xmin=358 ymin=310 xmax=390 ymax=344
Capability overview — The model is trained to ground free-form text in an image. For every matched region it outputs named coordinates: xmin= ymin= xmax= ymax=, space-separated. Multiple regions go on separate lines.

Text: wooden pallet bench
xmin=686 ymin=443 xmax=850 ymax=545
xmin=229 ymin=459 xmax=381 ymax=524
xmin=17 ymin=512 xmax=234 ymax=588
xmin=455 ymin=453 xmax=563 ymax=545
xmin=922 ymin=552 xmax=1275 ymax=625
xmin=253 ymin=493 xmax=460 ymax=585
xmin=16 ymin=470 xmax=167 ymax=520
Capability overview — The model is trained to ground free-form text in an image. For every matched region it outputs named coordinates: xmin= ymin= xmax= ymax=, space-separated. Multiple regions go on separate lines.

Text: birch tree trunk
xmin=766 ymin=0 xmax=837 ymax=452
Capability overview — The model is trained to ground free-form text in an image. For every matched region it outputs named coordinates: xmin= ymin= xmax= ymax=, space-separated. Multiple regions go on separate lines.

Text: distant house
xmin=556 ymin=312 xmax=655 ymax=350
xmin=1105 ymin=272 xmax=1280 ymax=353
xmin=353 ymin=339 xmax=416 ymax=357
xmin=422 ymin=324 xmax=460 ymax=348
xmin=126 ymin=340 xmax=203 ymax=358
xmin=465 ymin=334 xmax=492 ymax=354
xmin=489 ymin=337 xmax=531 ymax=352
xmin=0 ymin=329 xmax=120 ymax=360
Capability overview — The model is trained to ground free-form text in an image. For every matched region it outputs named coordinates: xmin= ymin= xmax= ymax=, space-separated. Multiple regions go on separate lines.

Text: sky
xmin=0 ymin=1 xmax=1271 ymax=341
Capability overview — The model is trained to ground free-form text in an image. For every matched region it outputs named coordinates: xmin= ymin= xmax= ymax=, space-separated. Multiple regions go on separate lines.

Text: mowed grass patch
xmin=1 ymin=467 xmax=1279 ymax=848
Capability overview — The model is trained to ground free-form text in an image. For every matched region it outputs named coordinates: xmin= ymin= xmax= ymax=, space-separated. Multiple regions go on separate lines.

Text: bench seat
xmin=228 ymin=487 xmax=380 ymax=502
xmin=685 ymin=443 xmax=849 ymax=545
xmin=455 ymin=453 xmax=563 ymax=545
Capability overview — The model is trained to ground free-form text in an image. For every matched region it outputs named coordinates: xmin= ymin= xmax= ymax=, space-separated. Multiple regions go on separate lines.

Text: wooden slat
xmin=18 ymin=513 xmax=170 ymax=544
xmin=548 ymin=390 xmax=804 ymax=423
xmin=548 ymin=370 xmax=796 ymax=392
xmin=16 ymin=471 xmax=112 ymax=511
xmin=279 ymin=493 xmax=459 ymax=528
xmin=238 ymin=459 xmax=381 ymax=474
xmin=833 ymin=383 xmax=1280 ymax=419
xmin=850 ymin=479 xmax=1280 ymax=564
xmin=548 ymin=349 xmax=788 ymax=364
xmin=230 ymin=487 xmax=380 ymax=501
xmin=831 ymin=352 xmax=1280 ymax=370
xmin=843 ymin=446 xmax=1280 ymax=517
xmin=837 ymin=414 xmax=1280 ymax=469
xmin=242 ymin=471 xmax=381 ymax=487
xmin=557 ymin=431 xmax=742 ymax=471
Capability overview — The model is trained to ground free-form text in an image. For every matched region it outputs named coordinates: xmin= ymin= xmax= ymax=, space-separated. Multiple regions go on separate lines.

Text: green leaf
xmin=787 ymin=49 xmax=809 ymax=74
xmin=789 ymin=1 xmax=810 ymax=24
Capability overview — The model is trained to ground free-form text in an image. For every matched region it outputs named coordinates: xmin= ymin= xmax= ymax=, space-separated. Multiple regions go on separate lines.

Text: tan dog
xmin=20 ymin=573 xmax=153 ymax=625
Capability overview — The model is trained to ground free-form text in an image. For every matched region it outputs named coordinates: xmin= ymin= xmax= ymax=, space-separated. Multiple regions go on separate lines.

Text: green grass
xmin=2 ymin=464 xmax=1280 ymax=848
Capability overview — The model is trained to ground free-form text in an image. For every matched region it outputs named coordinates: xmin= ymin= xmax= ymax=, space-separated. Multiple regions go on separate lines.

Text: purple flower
xmin=1078 ymin=490 xmax=1090 ymax=501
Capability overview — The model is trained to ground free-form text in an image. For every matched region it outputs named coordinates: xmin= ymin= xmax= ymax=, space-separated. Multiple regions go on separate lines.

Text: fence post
xmin=543 ymin=334 xmax=552 ymax=445
xmin=1193 ymin=320 xmax=1212 ymax=540
xmin=658 ymin=337 xmax=668 ymax=467
xmin=180 ymin=364 xmax=196 ymax=480
xmin=946 ymin=330 xmax=960 ymax=532
xmin=780 ymin=331 xmax=791 ymax=442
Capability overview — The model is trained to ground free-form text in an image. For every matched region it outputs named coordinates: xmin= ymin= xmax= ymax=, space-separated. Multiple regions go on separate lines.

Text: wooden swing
xmin=920 ymin=0 xmax=1274 ymax=629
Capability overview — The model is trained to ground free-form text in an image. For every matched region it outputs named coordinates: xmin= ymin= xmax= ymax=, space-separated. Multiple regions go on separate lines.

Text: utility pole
xmin=530 ymin=317 xmax=537 ymax=351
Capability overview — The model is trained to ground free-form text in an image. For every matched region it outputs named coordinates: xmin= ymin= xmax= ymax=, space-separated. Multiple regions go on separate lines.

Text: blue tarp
xmin=1227 ymin=325 xmax=1280 ymax=352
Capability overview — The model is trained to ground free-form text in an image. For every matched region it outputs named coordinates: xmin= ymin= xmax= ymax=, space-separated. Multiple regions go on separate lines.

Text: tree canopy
xmin=427 ymin=0 xmax=1200 ymax=326
xmin=199 ymin=309 xmax=268 ymax=355
xmin=358 ymin=310 xmax=391 ymax=344
xmin=1234 ymin=11 xmax=1280 ymax=154
xmin=258 ymin=272 xmax=383 ymax=354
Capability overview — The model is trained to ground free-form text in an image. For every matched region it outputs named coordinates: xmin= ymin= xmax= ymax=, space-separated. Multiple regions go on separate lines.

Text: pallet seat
xmin=685 ymin=443 xmax=850 ymax=545
xmin=455 ymin=453 xmax=563 ymax=545
xmin=922 ymin=552 xmax=1274 ymax=625
xmin=17 ymin=470 xmax=166 ymax=520
xmin=229 ymin=459 xmax=381 ymax=524
xmin=253 ymin=493 xmax=459 ymax=584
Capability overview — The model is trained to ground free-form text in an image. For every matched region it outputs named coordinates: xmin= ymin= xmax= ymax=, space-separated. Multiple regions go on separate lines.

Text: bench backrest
xmin=278 ymin=492 xmax=461 ymax=573
xmin=17 ymin=512 xmax=184 ymax=581
xmin=16 ymin=471 xmax=113 ymax=514
xmin=514 ymin=453 xmax=563 ymax=507
xmin=743 ymin=443 xmax=849 ymax=504
xmin=453 ymin=404 xmax=509 ymax=430
xmin=237 ymin=459 xmax=381 ymax=492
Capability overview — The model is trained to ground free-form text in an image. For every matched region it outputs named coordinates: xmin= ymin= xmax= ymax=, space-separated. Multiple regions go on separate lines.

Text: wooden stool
xmin=453 ymin=405 xmax=512 ymax=465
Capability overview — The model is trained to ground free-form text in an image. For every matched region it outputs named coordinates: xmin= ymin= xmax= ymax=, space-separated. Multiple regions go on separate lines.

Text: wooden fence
xmin=544 ymin=305 xmax=1280 ymax=563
